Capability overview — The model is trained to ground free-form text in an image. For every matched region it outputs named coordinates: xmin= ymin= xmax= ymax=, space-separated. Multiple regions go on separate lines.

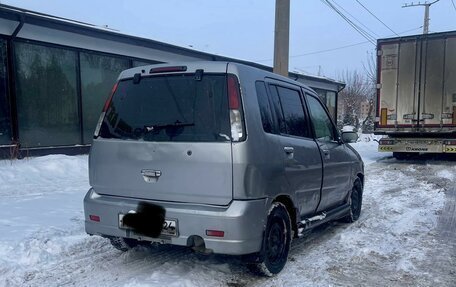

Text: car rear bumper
xmin=378 ymin=138 xmax=456 ymax=153
xmin=84 ymin=188 xmax=267 ymax=255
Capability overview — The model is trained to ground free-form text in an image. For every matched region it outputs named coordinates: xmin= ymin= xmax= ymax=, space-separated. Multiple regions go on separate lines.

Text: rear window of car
xmin=98 ymin=74 xmax=231 ymax=142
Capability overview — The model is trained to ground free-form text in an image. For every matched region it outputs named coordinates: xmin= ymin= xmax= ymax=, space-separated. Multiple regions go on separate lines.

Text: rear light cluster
xmin=206 ymin=230 xmax=225 ymax=237
xmin=379 ymin=138 xmax=395 ymax=145
xmin=149 ymin=66 xmax=187 ymax=74
xmin=227 ymin=75 xmax=244 ymax=141
xmin=94 ymin=82 xmax=118 ymax=138
xmin=380 ymin=108 xmax=388 ymax=125
xmin=89 ymin=215 xmax=100 ymax=222
xmin=444 ymin=140 xmax=456 ymax=145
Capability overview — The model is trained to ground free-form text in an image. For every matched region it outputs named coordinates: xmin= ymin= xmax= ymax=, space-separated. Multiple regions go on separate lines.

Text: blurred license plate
xmin=118 ymin=214 xmax=178 ymax=237
xmin=162 ymin=219 xmax=178 ymax=236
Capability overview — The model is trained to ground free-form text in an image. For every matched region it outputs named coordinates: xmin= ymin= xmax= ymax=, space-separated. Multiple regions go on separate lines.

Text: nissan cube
xmin=84 ymin=62 xmax=364 ymax=275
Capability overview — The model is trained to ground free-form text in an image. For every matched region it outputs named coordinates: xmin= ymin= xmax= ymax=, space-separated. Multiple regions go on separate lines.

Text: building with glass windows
xmin=0 ymin=4 xmax=344 ymax=158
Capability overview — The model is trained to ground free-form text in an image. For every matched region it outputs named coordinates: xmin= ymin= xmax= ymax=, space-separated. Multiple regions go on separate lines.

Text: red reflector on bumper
xmin=206 ymin=230 xmax=224 ymax=237
xmin=89 ymin=215 xmax=100 ymax=222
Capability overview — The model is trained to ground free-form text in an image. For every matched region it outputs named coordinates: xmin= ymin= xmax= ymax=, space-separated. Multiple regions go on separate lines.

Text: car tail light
xmin=380 ymin=108 xmax=388 ymax=126
xmin=379 ymin=139 xmax=395 ymax=145
xmin=89 ymin=215 xmax=100 ymax=222
xmin=227 ymin=75 xmax=244 ymax=141
xmin=206 ymin=230 xmax=225 ymax=237
xmin=103 ymin=82 xmax=118 ymax=112
xmin=149 ymin=66 xmax=187 ymax=74
xmin=94 ymin=82 xmax=118 ymax=138
xmin=444 ymin=140 xmax=456 ymax=145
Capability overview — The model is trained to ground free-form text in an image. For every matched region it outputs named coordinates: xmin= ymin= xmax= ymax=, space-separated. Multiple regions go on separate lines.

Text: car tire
xmin=109 ymin=237 xmax=140 ymax=251
xmin=249 ymin=202 xmax=291 ymax=276
xmin=341 ymin=179 xmax=363 ymax=223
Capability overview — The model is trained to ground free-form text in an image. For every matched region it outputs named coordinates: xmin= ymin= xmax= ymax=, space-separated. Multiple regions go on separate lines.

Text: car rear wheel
xmin=341 ymin=179 xmax=363 ymax=223
xmin=248 ymin=202 xmax=291 ymax=276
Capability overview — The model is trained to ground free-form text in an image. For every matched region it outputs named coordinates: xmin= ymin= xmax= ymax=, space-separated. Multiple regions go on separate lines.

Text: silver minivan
xmin=84 ymin=62 xmax=364 ymax=275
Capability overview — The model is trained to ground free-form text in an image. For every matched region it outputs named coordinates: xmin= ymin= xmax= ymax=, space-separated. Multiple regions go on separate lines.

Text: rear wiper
xmin=144 ymin=121 xmax=194 ymax=133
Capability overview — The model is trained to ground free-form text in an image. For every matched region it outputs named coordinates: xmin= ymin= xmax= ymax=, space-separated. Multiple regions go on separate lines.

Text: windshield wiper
xmin=144 ymin=121 xmax=194 ymax=134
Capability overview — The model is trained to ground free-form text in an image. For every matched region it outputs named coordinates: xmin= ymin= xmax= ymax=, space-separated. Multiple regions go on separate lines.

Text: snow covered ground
xmin=0 ymin=139 xmax=454 ymax=286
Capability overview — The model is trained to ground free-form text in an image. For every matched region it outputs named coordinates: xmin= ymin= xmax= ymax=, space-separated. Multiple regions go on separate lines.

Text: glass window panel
xmin=268 ymin=85 xmax=287 ymax=134
xmin=132 ymin=60 xmax=160 ymax=67
xmin=307 ymin=94 xmax=335 ymax=142
xmin=276 ymin=86 xmax=309 ymax=138
xmin=0 ymin=39 xmax=11 ymax=145
xmin=313 ymin=88 xmax=327 ymax=103
xmin=255 ymin=81 xmax=274 ymax=133
xmin=80 ymin=53 xmax=130 ymax=143
xmin=326 ymin=91 xmax=336 ymax=120
xmin=99 ymin=74 xmax=230 ymax=142
xmin=14 ymin=42 xmax=79 ymax=147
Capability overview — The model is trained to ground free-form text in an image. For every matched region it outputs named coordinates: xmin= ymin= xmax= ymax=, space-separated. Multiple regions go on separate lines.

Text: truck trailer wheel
xmin=249 ymin=202 xmax=291 ymax=276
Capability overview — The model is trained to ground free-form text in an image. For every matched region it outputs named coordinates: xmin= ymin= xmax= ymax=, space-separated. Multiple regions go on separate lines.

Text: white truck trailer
xmin=375 ymin=31 xmax=456 ymax=158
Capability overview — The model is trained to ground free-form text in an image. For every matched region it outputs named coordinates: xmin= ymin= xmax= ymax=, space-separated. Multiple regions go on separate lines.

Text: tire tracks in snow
xmin=4 ymin=158 xmax=455 ymax=287
xmin=254 ymin=158 xmax=453 ymax=287
xmin=11 ymin=227 xmax=248 ymax=287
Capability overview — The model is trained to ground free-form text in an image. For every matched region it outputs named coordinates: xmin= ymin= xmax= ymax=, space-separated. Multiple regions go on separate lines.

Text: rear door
xmin=378 ymin=36 xmax=456 ymax=131
xmin=418 ymin=37 xmax=456 ymax=129
xmin=90 ymin=71 xmax=233 ymax=205
xmin=378 ymin=41 xmax=419 ymax=128
xmin=267 ymin=82 xmax=322 ymax=217
xmin=305 ymin=93 xmax=352 ymax=212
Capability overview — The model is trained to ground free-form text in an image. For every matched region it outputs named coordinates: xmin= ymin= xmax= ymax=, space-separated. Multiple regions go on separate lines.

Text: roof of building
xmin=0 ymin=3 xmax=345 ymax=91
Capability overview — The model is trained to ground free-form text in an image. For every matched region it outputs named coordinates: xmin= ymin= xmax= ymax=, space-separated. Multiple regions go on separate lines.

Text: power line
xmin=451 ymin=0 xmax=456 ymax=14
xmin=321 ymin=0 xmax=376 ymax=44
xmin=320 ymin=0 xmax=376 ymax=45
xmin=290 ymin=26 xmax=422 ymax=58
xmin=290 ymin=41 xmax=370 ymax=58
xmin=331 ymin=0 xmax=380 ymax=38
xmin=402 ymin=0 xmax=440 ymax=34
xmin=254 ymin=26 xmax=422 ymax=63
xmin=354 ymin=0 xmax=399 ymax=36
xmin=254 ymin=41 xmax=370 ymax=62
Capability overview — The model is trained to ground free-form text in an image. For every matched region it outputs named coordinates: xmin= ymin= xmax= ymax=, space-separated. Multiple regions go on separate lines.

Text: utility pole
xmin=273 ymin=0 xmax=290 ymax=77
xmin=402 ymin=0 xmax=440 ymax=34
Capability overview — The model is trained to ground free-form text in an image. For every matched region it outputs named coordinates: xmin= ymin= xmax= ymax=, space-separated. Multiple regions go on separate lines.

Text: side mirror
xmin=341 ymin=131 xmax=358 ymax=143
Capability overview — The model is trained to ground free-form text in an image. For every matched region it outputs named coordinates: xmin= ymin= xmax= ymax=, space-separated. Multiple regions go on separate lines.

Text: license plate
xmin=161 ymin=219 xmax=178 ymax=236
xmin=118 ymin=213 xmax=178 ymax=237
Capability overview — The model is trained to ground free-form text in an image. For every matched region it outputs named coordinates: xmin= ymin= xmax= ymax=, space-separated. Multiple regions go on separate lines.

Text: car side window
xmin=276 ymin=86 xmax=310 ymax=138
xmin=255 ymin=81 xmax=274 ymax=133
xmin=268 ymin=85 xmax=287 ymax=134
xmin=306 ymin=94 xmax=336 ymax=142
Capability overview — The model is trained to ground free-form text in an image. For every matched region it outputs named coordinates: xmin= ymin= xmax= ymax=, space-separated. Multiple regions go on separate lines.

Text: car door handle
xmin=322 ymin=149 xmax=330 ymax=159
xmin=284 ymin=146 xmax=294 ymax=154
xmin=141 ymin=169 xmax=161 ymax=183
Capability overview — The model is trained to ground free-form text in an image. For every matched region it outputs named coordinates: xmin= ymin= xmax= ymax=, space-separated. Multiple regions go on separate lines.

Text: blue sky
xmin=2 ymin=0 xmax=456 ymax=79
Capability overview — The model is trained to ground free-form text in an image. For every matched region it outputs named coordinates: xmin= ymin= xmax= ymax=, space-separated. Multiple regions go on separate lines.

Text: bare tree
xmin=361 ymin=51 xmax=377 ymax=132
xmin=337 ymin=52 xmax=377 ymax=132
xmin=338 ymin=70 xmax=370 ymax=130
xmin=363 ymin=51 xmax=377 ymax=87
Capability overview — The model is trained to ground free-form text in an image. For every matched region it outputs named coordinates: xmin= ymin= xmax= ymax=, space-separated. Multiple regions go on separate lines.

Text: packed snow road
xmin=0 ymin=141 xmax=454 ymax=287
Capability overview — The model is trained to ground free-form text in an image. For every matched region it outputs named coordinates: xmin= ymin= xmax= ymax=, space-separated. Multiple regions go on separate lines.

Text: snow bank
xmin=0 ymin=155 xmax=89 ymax=286
xmin=0 ymin=140 xmax=452 ymax=286
xmin=350 ymin=133 xmax=390 ymax=165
